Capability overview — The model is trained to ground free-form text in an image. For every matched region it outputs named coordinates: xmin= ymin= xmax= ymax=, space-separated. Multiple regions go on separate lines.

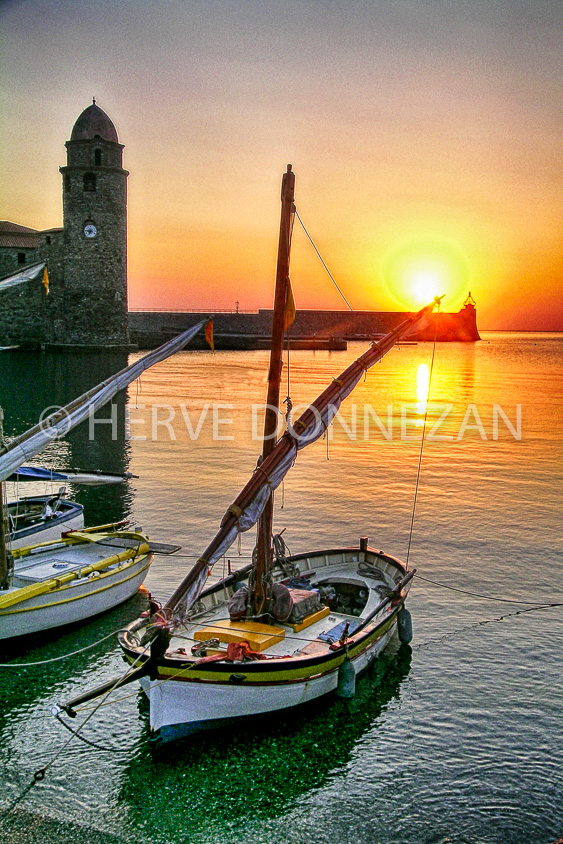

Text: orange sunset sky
xmin=1 ymin=0 xmax=561 ymax=329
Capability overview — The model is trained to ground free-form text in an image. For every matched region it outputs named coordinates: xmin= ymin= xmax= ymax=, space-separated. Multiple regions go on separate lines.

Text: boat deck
xmin=164 ymin=563 xmax=394 ymax=660
xmin=12 ymin=536 xmax=146 ymax=587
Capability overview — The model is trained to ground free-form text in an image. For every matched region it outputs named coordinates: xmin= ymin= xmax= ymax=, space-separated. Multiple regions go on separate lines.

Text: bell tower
xmin=58 ymin=99 xmax=129 ymax=345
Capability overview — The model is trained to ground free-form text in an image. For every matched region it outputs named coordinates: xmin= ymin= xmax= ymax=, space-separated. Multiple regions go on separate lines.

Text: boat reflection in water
xmin=0 ymin=351 xmax=135 ymax=528
xmin=121 ymin=640 xmax=411 ymax=836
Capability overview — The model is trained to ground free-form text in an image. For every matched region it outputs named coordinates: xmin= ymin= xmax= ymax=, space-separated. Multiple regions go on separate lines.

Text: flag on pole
xmin=42 ymin=267 xmax=49 ymax=295
xmin=205 ymin=319 xmax=214 ymax=351
xmin=284 ymin=278 xmax=296 ymax=330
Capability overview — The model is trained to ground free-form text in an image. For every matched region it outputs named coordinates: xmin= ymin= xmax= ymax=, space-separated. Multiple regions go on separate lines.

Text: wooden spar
xmin=252 ymin=164 xmax=296 ymax=616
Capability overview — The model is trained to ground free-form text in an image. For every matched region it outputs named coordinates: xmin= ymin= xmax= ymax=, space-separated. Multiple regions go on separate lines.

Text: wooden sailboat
xmin=67 ymin=167 xmax=441 ymax=741
xmin=0 ymin=320 xmax=208 ymax=641
xmin=0 ymin=525 xmax=152 ymax=641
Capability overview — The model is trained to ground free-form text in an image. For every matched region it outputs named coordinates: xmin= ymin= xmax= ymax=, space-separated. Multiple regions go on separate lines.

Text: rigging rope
xmin=405 ymin=304 xmax=440 ymax=568
xmin=414 ymin=573 xmax=563 ymax=607
xmin=295 ymin=209 xmax=353 ymax=311
xmin=283 ymin=326 xmax=292 ymax=429
xmin=0 ymin=627 xmax=133 ymax=668
xmin=0 ymin=641 xmax=152 ymax=818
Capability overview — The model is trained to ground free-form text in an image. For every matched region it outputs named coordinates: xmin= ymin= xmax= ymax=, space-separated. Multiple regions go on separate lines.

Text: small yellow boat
xmin=0 ymin=525 xmax=152 ymax=642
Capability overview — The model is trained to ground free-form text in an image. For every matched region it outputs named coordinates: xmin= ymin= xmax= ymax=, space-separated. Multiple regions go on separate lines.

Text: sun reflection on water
xmin=416 ymin=362 xmax=430 ymax=425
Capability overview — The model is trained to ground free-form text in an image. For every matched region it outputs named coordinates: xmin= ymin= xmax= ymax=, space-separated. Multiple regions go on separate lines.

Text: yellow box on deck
xmin=290 ymin=605 xmax=331 ymax=632
xmin=193 ymin=619 xmax=286 ymax=652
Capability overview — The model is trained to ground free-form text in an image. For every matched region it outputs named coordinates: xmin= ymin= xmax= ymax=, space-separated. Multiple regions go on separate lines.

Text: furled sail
xmin=0 ymin=262 xmax=46 ymax=292
xmin=0 ymin=320 xmax=208 ymax=481
xmin=165 ymin=299 xmax=441 ymax=621
xmin=7 ymin=466 xmax=136 ymax=485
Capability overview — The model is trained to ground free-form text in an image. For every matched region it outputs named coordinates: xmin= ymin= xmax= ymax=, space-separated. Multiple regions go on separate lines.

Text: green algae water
xmin=0 ymin=333 xmax=562 ymax=844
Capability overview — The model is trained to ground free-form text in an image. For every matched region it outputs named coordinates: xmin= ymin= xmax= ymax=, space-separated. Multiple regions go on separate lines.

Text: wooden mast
xmin=252 ymin=164 xmax=295 ymax=616
xmin=0 ymin=485 xmax=8 ymax=590
xmin=0 ymin=409 xmax=9 ymax=589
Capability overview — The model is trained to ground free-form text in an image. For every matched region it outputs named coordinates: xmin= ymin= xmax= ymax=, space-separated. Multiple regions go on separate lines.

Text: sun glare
xmin=409 ymin=269 xmax=441 ymax=304
xmin=381 ymin=234 xmax=470 ymax=310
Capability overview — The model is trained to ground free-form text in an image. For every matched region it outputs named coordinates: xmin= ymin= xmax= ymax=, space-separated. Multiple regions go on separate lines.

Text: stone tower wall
xmin=0 ymin=104 xmax=130 ymax=348
xmin=0 ymin=247 xmax=39 ymax=279
xmin=59 ymin=136 xmax=129 ymax=345
xmin=0 ymin=267 xmax=46 ymax=345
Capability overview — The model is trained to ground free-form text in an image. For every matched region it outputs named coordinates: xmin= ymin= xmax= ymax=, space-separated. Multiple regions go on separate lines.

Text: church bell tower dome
xmin=70 ymin=98 xmax=119 ymax=143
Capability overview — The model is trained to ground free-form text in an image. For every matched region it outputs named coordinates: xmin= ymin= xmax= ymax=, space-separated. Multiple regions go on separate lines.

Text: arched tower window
xmin=64 ymin=173 xmax=70 ymax=193
xmin=94 ymin=149 xmax=102 ymax=166
xmin=83 ymin=172 xmax=96 ymax=192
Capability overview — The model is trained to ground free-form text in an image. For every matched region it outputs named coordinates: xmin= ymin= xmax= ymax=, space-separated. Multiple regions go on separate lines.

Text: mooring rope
xmin=0 ymin=627 xmax=131 ymax=668
xmin=53 ymin=708 xmax=123 ymax=753
xmin=0 ymin=641 xmax=153 ymax=818
xmin=412 ymin=601 xmax=563 ymax=654
xmin=414 ymin=572 xmax=563 ymax=607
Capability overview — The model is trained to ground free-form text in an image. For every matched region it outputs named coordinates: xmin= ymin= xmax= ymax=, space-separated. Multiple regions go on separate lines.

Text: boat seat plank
xmin=193 ymin=619 xmax=285 ymax=652
xmin=94 ymin=537 xmax=147 ymax=550
xmin=289 ymin=605 xmax=330 ymax=632
xmin=146 ymin=542 xmax=182 ymax=555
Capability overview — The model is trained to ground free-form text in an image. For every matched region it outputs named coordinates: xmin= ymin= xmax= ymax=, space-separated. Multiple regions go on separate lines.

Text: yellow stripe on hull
xmin=152 ymin=613 xmax=397 ymax=685
xmin=0 ymin=544 xmax=150 ymax=611
xmin=0 ymin=557 xmax=152 ymax=616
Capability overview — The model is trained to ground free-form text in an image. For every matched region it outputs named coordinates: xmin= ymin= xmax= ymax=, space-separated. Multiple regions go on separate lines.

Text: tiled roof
xmin=0 ymin=221 xmax=40 ymax=248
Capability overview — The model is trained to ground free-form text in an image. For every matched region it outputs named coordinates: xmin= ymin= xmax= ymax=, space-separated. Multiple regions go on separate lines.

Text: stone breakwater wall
xmin=129 ymin=305 xmax=480 ymax=349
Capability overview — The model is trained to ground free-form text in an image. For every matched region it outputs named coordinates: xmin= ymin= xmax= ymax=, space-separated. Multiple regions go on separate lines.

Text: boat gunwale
xmin=1 ymin=530 xmax=152 ymax=613
xmin=151 ymin=609 xmax=401 ymax=682
xmin=168 ymin=545 xmax=406 ymax=604
xmin=7 ymin=495 xmax=84 ymax=543
xmin=11 ymin=528 xmax=148 ymax=559
xmin=0 ymin=554 xmax=154 ymax=616
xmin=118 ymin=545 xmax=410 ymax=677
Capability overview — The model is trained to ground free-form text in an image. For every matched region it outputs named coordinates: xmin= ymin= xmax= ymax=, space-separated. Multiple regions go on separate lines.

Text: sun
xmin=380 ymin=234 xmax=470 ymax=310
xmin=409 ymin=268 xmax=441 ymax=304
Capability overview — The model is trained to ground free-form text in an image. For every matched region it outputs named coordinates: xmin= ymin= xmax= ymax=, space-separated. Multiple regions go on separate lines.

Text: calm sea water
xmin=0 ymin=332 xmax=561 ymax=844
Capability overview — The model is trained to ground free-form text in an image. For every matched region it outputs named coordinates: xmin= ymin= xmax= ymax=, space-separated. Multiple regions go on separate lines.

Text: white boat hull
xmin=142 ymin=622 xmax=395 ymax=741
xmin=0 ymin=530 xmax=153 ymax=641
xmin=6 ymin=494 xmax=85 ymax=550
xmin=8 ymin=511 xmax=84 ymax=550
xmin=118 ymin=546 xmax=412 ymax=743
xmin=0 ymin=557 xmax=151 ymax=640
